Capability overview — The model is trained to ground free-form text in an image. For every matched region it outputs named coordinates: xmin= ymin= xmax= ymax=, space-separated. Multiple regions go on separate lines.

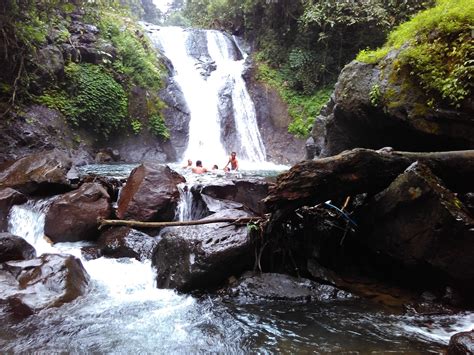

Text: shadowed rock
xmin=117 ymin=163 xmax=185 ymax=222
xmin=448 ymin=330 xmax=474 ymax=355
xmin=153 ymin=209 xmax=254 ymax=292
xmin=0 ymin=188 xmax=27 ymax=231
xmin=225 ymin=272 xmax=353 ymax=302
xmin=0 ymin=150 xmax=72 ymax=194
xmin=196 ymin=179 xmax=270 ymax=215
xmin=361 ymin=162 xmax=474 ymax=284
xmin=45 ymin=182 xmax=112 ymax=243
xmin=98 ymin=226 xmax=158 ymax=261
xmin=0 ymin=253 xmax=89 ymax=316
xmin=0 ymin=233 xmax=36 ymax=263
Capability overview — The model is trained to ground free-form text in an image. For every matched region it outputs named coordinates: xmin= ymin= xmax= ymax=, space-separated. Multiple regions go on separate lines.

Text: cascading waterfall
xmin=148 ymin=26 xmax=266 ymax=165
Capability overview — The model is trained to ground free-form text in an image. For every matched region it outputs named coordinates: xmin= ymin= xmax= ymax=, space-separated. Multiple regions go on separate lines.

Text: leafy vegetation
xmin=178 ymin=0 xmax=433 ymax=136
xmin=256 ymin=61 xmax=332 ymax=137
xmin=1 ymin=0 xmax=170 ymax=139
xmin=357 ymin=0 xmax=474 ymax=107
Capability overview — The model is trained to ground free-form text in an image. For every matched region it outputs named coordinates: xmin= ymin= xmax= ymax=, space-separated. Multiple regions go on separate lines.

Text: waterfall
xmin=147 ymin=26 xmax=266 ymax=165
xmin=8 ymin=199 xmax=57 ymax=255
xmin=175 ymin=182 xmax=193 ymax=221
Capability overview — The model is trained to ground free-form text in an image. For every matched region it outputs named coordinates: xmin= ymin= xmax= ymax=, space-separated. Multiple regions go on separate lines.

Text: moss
xmin=411 ymin=103 xmax=429 ymax=117
xmin=357 ymin=0 xmax=474 ymax=107
xmin=256 ymin=60 xmax=333 ymax=138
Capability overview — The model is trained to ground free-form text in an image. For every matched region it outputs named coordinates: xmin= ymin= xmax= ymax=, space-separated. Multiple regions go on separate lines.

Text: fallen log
xmin=98 ymin=216 xmax=262 ymax=229
xmin=264 ymin=148 xmax=474 ymax=215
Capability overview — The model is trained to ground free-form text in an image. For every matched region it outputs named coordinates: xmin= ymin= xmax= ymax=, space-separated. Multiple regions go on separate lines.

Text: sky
xmin=152 ymin=0 xmax=171 ymax=12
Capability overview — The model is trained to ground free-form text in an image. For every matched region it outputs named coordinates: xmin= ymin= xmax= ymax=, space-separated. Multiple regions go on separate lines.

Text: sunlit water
xmin=2 ymin=164 xmax=473 ymax=352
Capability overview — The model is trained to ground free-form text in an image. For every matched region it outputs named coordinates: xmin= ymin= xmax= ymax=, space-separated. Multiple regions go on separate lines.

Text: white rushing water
xmin=147 ymin=25 xmax=266 ymax=167
xmin=3 ymin=190 xmax=474 ymax=352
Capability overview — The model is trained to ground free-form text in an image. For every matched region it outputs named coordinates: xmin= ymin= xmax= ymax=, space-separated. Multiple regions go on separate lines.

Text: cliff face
xmin=308 ymin=49 xmax=474 ymax=159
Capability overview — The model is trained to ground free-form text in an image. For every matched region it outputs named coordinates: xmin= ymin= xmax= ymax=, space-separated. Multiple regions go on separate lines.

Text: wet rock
xmin=0 ymin=233 xmax=36 ymax=263
xmin=0 ymin=253 xmax=89 ymax=314
xmin=447 ymin=330 xmax=474 ymax=355
xmin=98 ymin=227 xmax=158 ymax=261
xmin=225 ymin=272 xmax=353 ymax=302
xmin=117 ymin=163 xmax=185 ymax=222
xmin=44 ymin=182 xmax=112 ymax=243
xmin=80 ymin=246 xmax=102 ymax=261
xmin=0 ymin=150 xmax=72 ymax=194
xmin=0 ymin=188 xmax=27 ymax=231
xmin=362 ymin=162 xmax=474 ymax=284
xmin=196 ymin=179 xmax=270 ymax=215
xmin=159 ymin=77 xmax=191 ymax=161
xmin=152 ymin=209 xmax=254 ymax=292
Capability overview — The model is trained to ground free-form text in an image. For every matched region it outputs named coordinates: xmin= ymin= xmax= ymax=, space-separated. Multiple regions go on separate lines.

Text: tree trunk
xmin=98 ymin=216 xmax=262 ymax=229
xmin=264 ymin=148 xmax=474 ymax=214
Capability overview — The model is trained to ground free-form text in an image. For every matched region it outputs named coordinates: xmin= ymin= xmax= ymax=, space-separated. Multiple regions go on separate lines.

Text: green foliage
xmin=38 ymin=63 xmax=128 ymax=138
xmin=97 ymin=12 xmax=164 ymax=90
xmin=358 ymin=0 xmax=474 ymax=107
xmin=256 ymin=61 xmax=333 ymax=138
xmin=131 ymin=119 xmax=143 ymax=134
xmin=65 ymin=63 xmax=127 ymax=137
xmin=147 ymin=97 xmax=170 ymax=139
xmin=181 ymin=0 xmax=432 ymax=96
xmin=369 ymin=84 xmax=382 ymax=107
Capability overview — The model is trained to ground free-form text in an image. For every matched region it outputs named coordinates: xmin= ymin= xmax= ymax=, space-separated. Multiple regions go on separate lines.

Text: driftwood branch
xmin=264 ymin=148 xmax=474 ymax=215
xmin=98 ymin=217 xmax=262 ymax=229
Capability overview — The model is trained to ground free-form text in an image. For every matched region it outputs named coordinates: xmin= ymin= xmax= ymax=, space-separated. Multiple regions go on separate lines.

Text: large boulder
xmin=195 ymin=179 xmax=270 ymax=215
xmin=361 ymin=162 xmax=474 ymax=285
xmin=97 ymin=227 xmax=158 ymax=261
xmin=0 ymin=253 xmax=89 ymax=315
xmin=309 ymin=51 xmax=474 ymax=158
xmin=448 ymin=330 xmax=474 ymax=355
xmin=0 ymin=150 xmax=72 ymax=194
xmin=44 ymin=182 xmax=112 ymax=243
xmin=0 ymin=188 xmax=27 ymax=231
xmin=117 ymin=163 xmax=185 ymax=222
xmin=152 ymin=209 xmax=254 ymax=292
xmin=225 ymin=272 xmax=353 ymax=302
xmin=0 ymin=233 xmax=36 ymax=263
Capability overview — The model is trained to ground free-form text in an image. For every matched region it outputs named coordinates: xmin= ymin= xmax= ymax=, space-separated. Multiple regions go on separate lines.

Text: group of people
xmin=183 ymin=152 xmax=239 ymax=174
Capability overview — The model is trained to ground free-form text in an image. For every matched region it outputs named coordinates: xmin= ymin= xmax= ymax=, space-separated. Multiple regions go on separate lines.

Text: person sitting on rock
xmin=192 ymin=160 xmax=208 ymax=174
xmin=224 ymin=152 xmax=239 ymax=172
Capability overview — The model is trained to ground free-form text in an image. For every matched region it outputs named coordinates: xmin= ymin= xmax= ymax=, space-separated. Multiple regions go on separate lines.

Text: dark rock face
xmin=98 ymin=227 xmax=158 ymax=261
xmin=196 ymin=179 xmax=270 ymax=215
xmin=246 ymin=67 xmax=305 ymax=165
xmin=309 ymin=52 xmax=474 ymax=158
xmin=448 ymin=330 xmax=474 ymax=355
xmin=0 ymin=188 xmax=27 ymax=232
xmin=0 ymin=150 xmax=72 ymax=194
xmin=0 ymin=233 xmax=36 ymax=263
xmin=0 ymin=253 xmax=89 ymax=315
xmin=117 ymin=163 xmax=185 ymax=222
xmin=152 ymin=209 xmax=254 ymax=292
xmin=44 ymin=182 xmax=112 ymax=243
xmin=0 ymin=105 xmax=82 ymax=165
xmin=225 ymin=272 xmax=352 ymax=302
xmin=361 ymin=162 xmax=474 ymax=284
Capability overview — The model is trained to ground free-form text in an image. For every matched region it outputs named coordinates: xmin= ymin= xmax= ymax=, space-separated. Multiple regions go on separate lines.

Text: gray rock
xmin=98 ymin=227 xmax=158 ymax=261
xmin=153 ymin=209 xmax=254 ymax=292
xmin=225 ymin=272 xmax=353 ymax=302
